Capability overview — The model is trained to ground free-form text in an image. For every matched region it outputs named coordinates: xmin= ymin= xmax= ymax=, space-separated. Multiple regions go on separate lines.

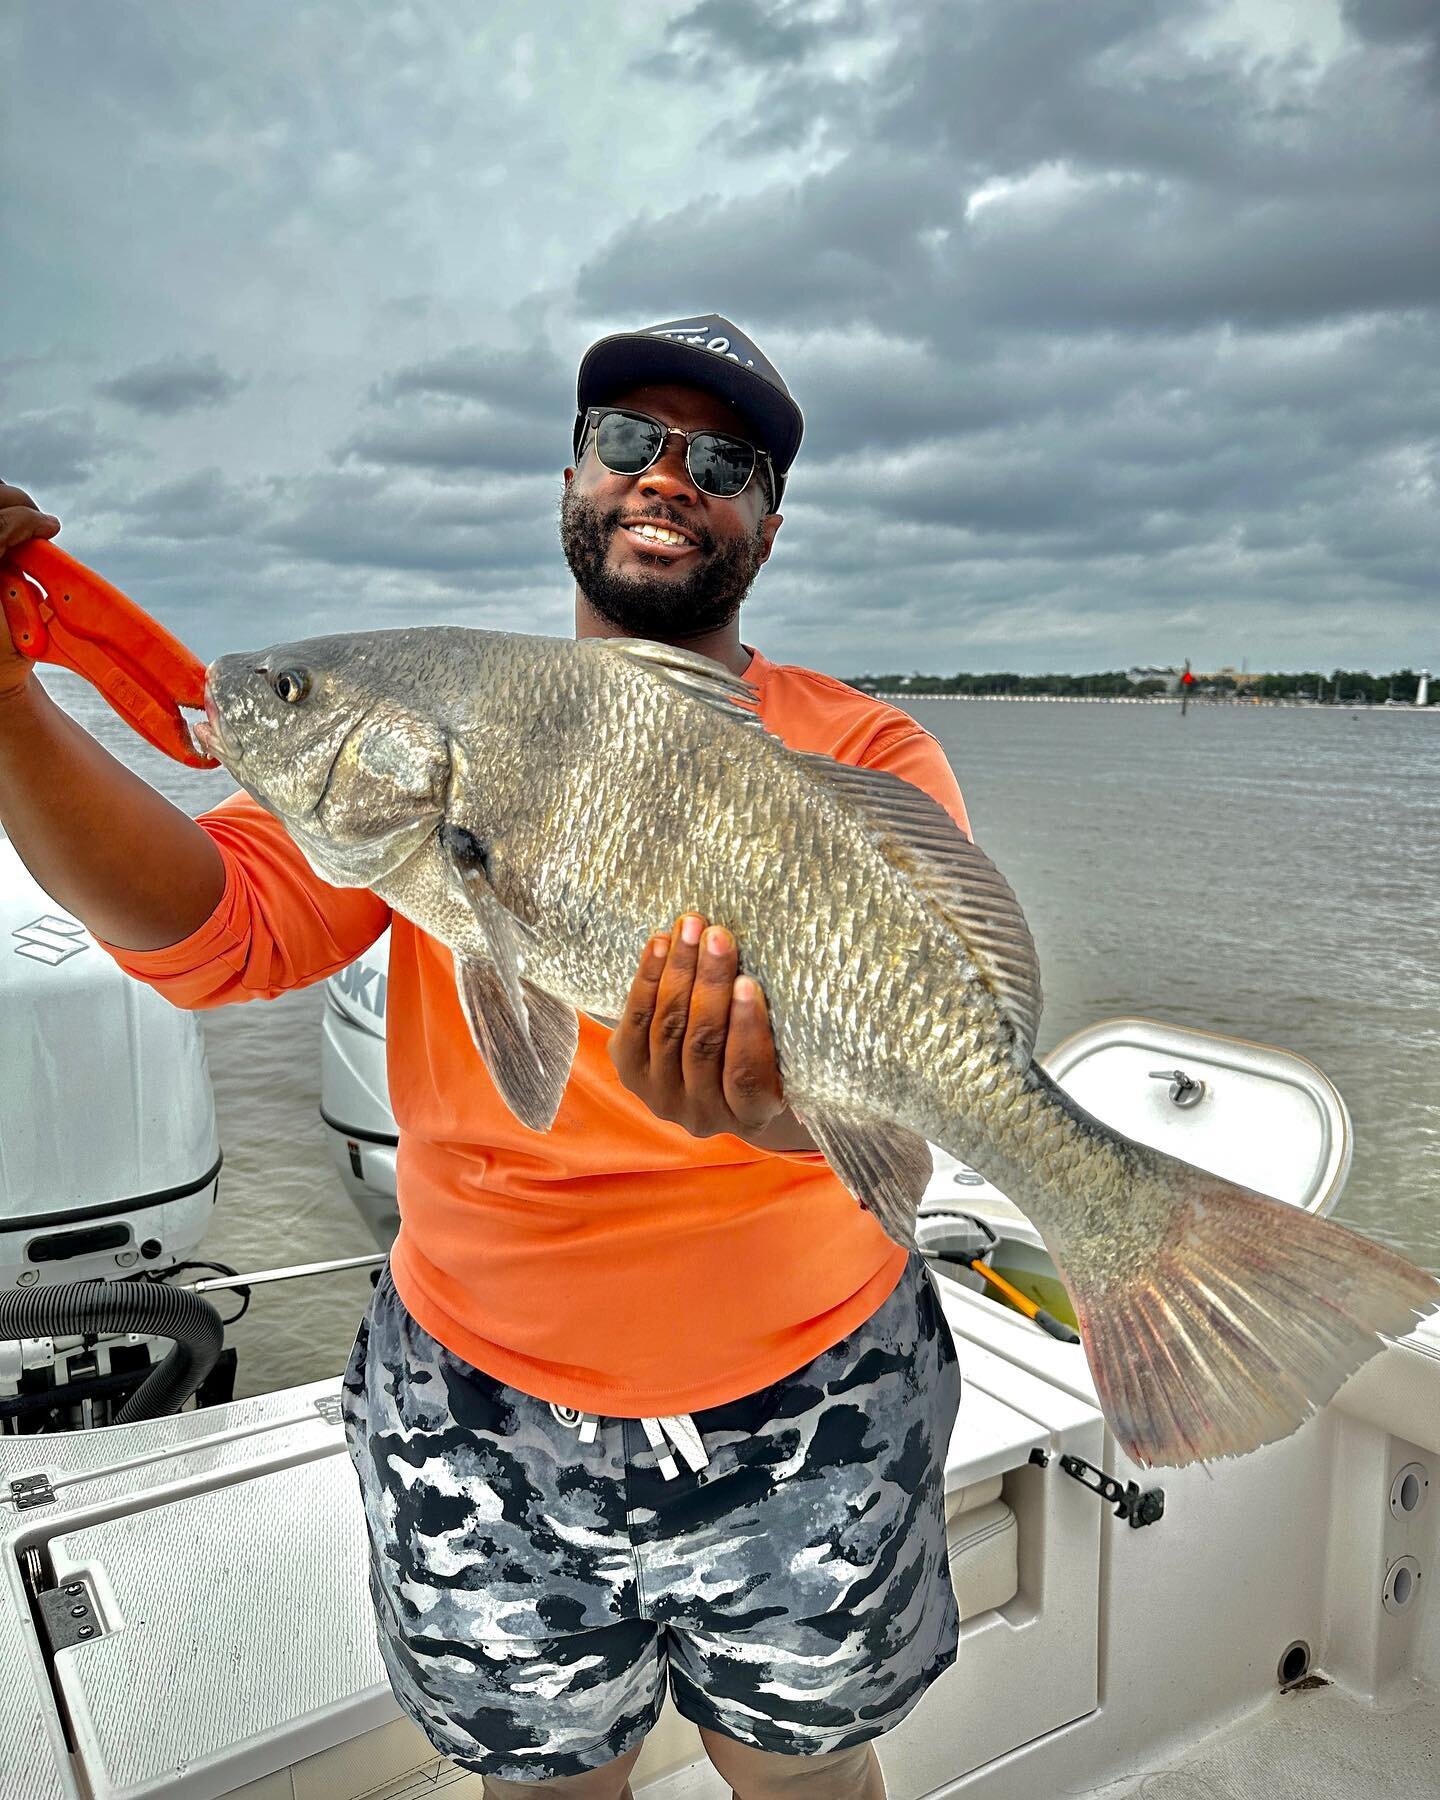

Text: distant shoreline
xmin=865 ymin=692 xmax=1438 ymax=709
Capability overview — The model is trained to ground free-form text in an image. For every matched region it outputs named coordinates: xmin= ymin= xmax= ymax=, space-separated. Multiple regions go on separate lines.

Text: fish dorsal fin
xmin=602 ymin=639 xmax=764 ymax=726
xmin=808 ymin=756 xmax=1043 ymax=1059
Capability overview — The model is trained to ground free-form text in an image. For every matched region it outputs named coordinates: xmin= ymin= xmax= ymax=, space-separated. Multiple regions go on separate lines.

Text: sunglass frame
xmin=582 ymin=406 xmax=775 ymax=506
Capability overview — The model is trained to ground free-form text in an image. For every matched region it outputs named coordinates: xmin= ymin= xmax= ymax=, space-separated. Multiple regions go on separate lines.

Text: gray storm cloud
xmin=5 ymin=0 xmax=1437 ymax=672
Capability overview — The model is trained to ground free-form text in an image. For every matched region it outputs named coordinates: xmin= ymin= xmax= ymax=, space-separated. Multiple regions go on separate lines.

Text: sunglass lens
xmin=691 ymin=434 xmax=755 ymax=497
xmin=594 ymin=411 xmax=663 ymax=474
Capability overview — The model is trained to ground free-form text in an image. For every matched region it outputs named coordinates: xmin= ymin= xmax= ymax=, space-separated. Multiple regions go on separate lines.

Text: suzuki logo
xmin=332 ymin=959 xmax=387 ymax=1019
xmin=12 ymin=914 xmax=90 ymax=965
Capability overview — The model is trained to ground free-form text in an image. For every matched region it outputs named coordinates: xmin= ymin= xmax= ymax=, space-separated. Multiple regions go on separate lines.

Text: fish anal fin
xmin=455 ymin=960 xmax=578 ymax=1131
xmin=790 ymin=1105 xmax=932 ymax=1252
xmin=807 ymin=757 xmax=1043 ymax=1059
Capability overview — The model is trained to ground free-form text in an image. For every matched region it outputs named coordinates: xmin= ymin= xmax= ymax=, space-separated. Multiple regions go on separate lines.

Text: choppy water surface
xmin=23 ymin=676 xmax=1440 ymax=1396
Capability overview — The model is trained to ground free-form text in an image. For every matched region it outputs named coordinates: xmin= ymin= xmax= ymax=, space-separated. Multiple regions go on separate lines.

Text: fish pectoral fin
xmin=456 ymin=958 xmax=579 ymax=1132
xmin=789 ymin=1106 xmax=932 ymax=1252
xmin=440 ymin=821 xmax=531 ymax=1008
xmin=441 ymin=822 xmax=579 ymax=1130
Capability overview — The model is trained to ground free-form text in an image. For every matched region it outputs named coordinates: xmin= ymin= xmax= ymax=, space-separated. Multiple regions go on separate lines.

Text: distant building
xmin=1204 ymin=666 xmax=1265 ymax=690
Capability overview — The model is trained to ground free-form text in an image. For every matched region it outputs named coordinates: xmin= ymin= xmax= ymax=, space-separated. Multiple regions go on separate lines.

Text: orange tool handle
xmin=1 ymin=541 xmax=218 ymax=769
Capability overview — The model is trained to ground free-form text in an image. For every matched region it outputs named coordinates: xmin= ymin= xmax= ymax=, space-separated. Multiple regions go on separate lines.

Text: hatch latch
xmin=1149 ymin=1067 xmax=1205 ymax=1108
xmin=1030 ymin=1447 xmax=1165 ymax=1528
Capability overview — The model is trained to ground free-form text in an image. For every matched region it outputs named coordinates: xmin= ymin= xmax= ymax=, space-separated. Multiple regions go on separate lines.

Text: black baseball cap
xmin=574 ymin=314 xmax=803 ymax=506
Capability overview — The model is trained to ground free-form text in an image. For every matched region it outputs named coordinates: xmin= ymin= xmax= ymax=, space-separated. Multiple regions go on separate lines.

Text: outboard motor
xmin=0 ymin=834 xmax=230 ymax=1431
xmin=320 ymin=930 xmax=399 ymax=1249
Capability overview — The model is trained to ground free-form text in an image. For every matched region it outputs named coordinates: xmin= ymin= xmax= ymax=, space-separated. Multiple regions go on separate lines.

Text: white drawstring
xmin=549 ymin=1403 xmax=709 ymax=1480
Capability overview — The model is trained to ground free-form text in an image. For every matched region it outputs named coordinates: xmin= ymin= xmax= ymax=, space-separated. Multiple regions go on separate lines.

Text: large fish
xmin=198 ymin=627 xmax=1439 ymax=1469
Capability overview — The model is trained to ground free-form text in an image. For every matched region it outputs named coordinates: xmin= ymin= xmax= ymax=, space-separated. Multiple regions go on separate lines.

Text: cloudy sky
xmin=5 ymin=0 xmax=1438 ymax=676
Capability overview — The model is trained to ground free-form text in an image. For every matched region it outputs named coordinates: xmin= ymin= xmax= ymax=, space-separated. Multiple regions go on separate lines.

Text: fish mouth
xmin=192 ymin=677 xmax=234 ymax=766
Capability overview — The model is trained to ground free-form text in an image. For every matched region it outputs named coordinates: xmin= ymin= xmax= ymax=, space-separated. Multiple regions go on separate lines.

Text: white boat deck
xmin=1089 ymin=1676 xmax=1440 ymax=1799
xmin=260 ymin=1666 xmax=1440 ymax=1800
xmin=5 ymin=1283 xmax=1437 ymax=1800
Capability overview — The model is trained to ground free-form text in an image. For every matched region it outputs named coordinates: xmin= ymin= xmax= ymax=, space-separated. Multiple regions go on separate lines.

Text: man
xmin=0 ymin=316 xmax=968 ymax=1800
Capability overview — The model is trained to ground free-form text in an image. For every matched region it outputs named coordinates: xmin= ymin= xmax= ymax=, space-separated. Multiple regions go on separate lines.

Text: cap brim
xmin=576 ymin=333 xmax=803 ymax=476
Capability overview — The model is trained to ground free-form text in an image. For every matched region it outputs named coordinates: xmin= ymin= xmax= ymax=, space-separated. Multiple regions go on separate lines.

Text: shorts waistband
xmin=548 ymin=1403 xmax=709 ymax=1481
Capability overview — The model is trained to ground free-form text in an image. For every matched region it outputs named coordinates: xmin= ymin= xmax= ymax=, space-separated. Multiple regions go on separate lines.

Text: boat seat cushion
xmin=946 ymin=1497 xmax=1018 ymax=1619
xmin=945 ymin=1471 xmax=1003 ymax=1518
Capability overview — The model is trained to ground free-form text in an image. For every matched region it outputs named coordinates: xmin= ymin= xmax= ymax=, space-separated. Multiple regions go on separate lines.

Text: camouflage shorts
xmin=340 ymin=1254 xmax=961 ymax=1780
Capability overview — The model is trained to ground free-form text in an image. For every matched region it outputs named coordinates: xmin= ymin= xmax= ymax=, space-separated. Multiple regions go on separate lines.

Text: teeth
xmin=631 ymin=523 xmax=689 ymax=546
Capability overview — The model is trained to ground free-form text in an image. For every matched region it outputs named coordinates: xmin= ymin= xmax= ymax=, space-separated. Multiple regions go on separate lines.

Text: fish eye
xmin=272 ymin=668 xmax=311 ymax=704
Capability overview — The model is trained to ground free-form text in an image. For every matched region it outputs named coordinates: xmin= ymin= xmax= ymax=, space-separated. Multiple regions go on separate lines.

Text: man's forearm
xmin=0 ymin=682 xmax=226 ymax=951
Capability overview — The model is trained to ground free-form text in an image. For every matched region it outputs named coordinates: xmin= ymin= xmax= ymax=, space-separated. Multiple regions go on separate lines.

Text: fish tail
xmin=1061 ymin=1165 xmax=1440 ymax=1469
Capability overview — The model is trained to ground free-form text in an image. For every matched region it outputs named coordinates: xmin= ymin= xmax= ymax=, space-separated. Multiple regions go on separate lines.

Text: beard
xmin=559 ymin=487 xmax=766 ymax=639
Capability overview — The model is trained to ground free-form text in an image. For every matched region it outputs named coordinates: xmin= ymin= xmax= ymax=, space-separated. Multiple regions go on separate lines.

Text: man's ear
xmin=758 ymin=512 xmax=783 ymax=567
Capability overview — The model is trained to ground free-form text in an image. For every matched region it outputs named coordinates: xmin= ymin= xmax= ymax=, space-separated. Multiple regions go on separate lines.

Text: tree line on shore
xmin=849 ymin=669 xmax=1433 ymax=702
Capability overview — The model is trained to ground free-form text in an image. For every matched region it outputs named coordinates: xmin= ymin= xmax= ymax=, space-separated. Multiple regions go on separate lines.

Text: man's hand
xmin=0 ymin=485 xmax=62 ymax=701
xmin=608 ymin=913 xmax=817 ymax=1152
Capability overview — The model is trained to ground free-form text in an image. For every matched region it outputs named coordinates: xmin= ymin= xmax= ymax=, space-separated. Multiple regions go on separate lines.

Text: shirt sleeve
xmin=857 ymin=719 xmax=972 ymax=839
xmin=93 ymin=790 xmax=391 ymax=1008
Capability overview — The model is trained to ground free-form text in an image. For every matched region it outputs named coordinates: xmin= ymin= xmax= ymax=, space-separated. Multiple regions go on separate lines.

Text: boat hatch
xmin=1043 ymin=1015 xmax=1352 ymax=1216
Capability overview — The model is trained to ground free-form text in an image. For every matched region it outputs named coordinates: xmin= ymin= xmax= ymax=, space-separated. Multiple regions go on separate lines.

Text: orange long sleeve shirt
xmin=100 ymin=647 xmax=970 ymax=1414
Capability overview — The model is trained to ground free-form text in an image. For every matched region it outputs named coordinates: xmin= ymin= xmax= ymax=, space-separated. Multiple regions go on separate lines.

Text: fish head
xmin=199 ymin=632 xmax=452 ymax=886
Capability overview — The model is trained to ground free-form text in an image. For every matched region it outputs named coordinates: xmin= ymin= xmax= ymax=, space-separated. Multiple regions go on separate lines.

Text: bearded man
xmin=0 ymin=316 xmax=969 ymax=1800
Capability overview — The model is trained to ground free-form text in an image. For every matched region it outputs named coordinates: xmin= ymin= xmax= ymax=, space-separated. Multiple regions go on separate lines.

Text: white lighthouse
xmin=1418 ymin=671 xmax=1431 ymax=708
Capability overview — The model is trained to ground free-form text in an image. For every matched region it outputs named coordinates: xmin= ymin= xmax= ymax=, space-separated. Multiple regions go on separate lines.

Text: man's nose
xmin=638 ymin=431 xmax=697 ymax=504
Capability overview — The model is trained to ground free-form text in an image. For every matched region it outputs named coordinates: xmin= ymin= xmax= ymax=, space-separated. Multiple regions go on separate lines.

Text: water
xmin=17 ymin=676 xmax=1440 ymax=1398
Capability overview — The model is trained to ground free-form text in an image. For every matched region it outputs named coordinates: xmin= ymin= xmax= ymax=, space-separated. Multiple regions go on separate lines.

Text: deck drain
xmin=1277 ymin=1639 xmax=1310 ymax=1686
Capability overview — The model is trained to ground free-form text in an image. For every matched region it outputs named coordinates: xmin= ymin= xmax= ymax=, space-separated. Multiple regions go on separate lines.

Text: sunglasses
xmin=582 ymin=406 xmax=775 ymax=505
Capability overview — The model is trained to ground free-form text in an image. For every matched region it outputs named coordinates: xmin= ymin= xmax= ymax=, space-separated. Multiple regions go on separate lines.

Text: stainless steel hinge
xmin=10 ymin=1471 xmax=55 ymax=1510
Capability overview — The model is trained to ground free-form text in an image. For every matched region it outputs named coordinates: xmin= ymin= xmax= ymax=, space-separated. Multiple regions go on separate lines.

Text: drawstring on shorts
xmin=549 ymin=1402 xmax=710 ymax=1481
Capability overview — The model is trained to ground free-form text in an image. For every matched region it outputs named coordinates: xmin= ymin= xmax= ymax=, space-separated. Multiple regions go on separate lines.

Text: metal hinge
xmin=36 ymin=1576 xmax=104 ymax=1650
xmin=10 ymin=1472 xmax=55 ymax=1510
xmin=1029 ymin=1447 xmax=1165 ymax=1528
xmin=313 ymin=1393 xmax=344 ymax=1427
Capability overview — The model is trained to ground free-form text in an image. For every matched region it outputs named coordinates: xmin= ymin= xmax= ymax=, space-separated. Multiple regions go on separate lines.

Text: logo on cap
xmin=647 ymin=322 xmax=756 ymax=371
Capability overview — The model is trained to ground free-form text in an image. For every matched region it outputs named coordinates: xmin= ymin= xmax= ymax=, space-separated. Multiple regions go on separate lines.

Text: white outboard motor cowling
xmin=0 ymin=836 xmax=224 ymax=1427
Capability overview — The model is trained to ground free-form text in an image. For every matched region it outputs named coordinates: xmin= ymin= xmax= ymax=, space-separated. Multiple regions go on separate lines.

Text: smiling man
xmin=341 ymin=320 xmax=976 ymax=1800
xmin=0 ymin=316 xmax=974 ymax=1800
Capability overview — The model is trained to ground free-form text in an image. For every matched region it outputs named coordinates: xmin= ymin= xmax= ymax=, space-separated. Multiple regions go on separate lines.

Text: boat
xmin=4 ymin=885 xmax=1438 ymax=1800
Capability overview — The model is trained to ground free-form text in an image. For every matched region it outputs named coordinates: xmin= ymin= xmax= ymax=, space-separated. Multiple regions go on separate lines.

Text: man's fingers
xmin=0 ymin=494 xmax=61 ymax=556
xmin=680 ymin=925 xmax=740 ymax=1094
xmin=722 ymin=975 xmax=784 ymax=1125
xmin=609 ymin=932 xmax=671 ymax=1082
xmin=649 ymin=912 xmax=704 ymax=1088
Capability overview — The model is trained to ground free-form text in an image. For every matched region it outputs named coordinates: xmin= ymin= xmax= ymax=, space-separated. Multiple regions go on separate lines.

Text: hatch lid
xmin=1041 ymin=1015 xmax=1351 ymax=1216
